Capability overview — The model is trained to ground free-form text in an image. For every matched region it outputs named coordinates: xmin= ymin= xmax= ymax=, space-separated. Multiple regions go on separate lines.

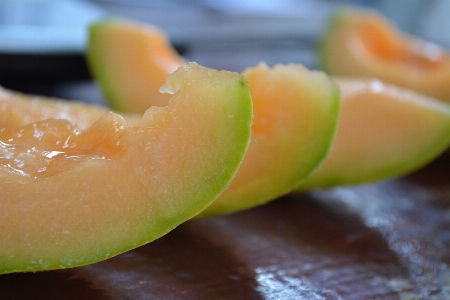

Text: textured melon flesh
xmin=0 ymin=63 xmax=252 ymax=274
xmin=87 ymin=19 xmax=184 ymax=113
xmin=198 ymin=63 xmax=340 ymax=217
xmin=296 ymin=78 xmax=450 ymax=190
xmin=320 ymin=9 xmax=450 ymax=102
xmin=0 ymin=87 xmax=143 ymax=130
xmin=0 ymin=87 xmax=114 ymax=130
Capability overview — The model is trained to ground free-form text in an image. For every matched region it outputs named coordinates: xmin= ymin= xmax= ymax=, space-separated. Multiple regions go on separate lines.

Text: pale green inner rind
xmin=87 ymin=20 xmax=125 ymax=111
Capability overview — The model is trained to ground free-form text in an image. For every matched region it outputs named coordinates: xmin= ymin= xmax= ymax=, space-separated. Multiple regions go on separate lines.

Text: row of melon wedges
xmin=1 ymin=8 xmax=450 ymax=274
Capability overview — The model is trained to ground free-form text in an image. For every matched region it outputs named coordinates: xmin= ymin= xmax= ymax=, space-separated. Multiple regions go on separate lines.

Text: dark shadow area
xmin=226 ymin=193 xmax=405 ymax=267
xmin=0 ymin=53 xmax=91 ymax=84
xmin=402 ymin=154 xmax=450 ymax=208
xmin=1 ymin=222 xmax=262 ymax=300
xmin=194 ymin=194 xmax=410 ymax=299
xmin=405 ymin=154 xmax=450 ymax=187
xmin=0 ymin=269 xmax=111 ymax=300
xmin=78 ymin=224 xmax=261 ymax=300
xmin=0 ymin=45 xmax=186 ymax=86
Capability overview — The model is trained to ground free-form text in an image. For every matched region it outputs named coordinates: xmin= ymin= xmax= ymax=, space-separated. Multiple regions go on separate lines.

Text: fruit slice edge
xmin=198 ymin=63 xmax=340 ymax=217
xmin=296 ymin=77 xmax=450 ymax=190
xmin=0 ymin=62 xmax=252 ymax=274
xmin=87 ymin=18 xmax=184 ymax=113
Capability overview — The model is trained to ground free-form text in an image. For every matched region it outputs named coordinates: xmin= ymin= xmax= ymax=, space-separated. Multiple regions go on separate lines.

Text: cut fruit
xmin=87 ymin=18 xmax=185 ymax=113
xmin=199 ymin=63 xmax=340 ymax=217
xmin=319 ymin=8 xmax=450 ymax=102
xmin=295 ymin=77 xmax=450 ymax=191
xmin=0 ymin=87 xmax=114 ymax=130
xmin=86 ymin=19 xmax=341 ymax=217
xmin=0 ymin=63 xmax=253 ymax=274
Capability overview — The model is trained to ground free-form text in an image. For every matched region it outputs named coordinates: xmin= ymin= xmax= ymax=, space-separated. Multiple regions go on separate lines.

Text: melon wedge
xmin=87 ymin=18 xmax=185 ymax=113
xmin=320 ymin=8 xmax=450 ymax=102
xmin=295 ymin=77 xmax=450 ymax=191
xmin=86 ymin=19 xmax=341 ymax=217
xmin=199 ymin=63 xmax=340 ymax=217
xmin=0 ymin=62 xmax=253 ymax=274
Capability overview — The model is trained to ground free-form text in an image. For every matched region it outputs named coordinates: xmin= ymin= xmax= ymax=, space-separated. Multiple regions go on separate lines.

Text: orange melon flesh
xmin=198 ymin=63 xmax=340 ymax=217
xmin=0 ymin=87 xmax=143 ymax=130
xmin=0 ymin=62 xmax=253 ymax=274
xmin=87 ymin=18 xmax=185 ymax=113
xmin=320 ymin=8 xmax=450 ymax=102
xmin=295 ymin=77 xmax=450 ymax=190
xmin=86 ymin=19 xmax=341 ymax=217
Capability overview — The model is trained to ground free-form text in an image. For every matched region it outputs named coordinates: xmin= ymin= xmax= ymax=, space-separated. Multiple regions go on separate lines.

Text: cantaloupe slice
xmin=295 ymin=77 xmax=450 ymax=191
xmin=87 ymin=18 xmax=185 ymax=112
xmin=86 ymin=19 xmax=341 ymax=217
xmin=320 ymin=8 xmax=450 ymax=102
xmin=0 ymin=63 xmax=253 ymax=274
xmin=198 ymin=63 xmax=340 ymax=217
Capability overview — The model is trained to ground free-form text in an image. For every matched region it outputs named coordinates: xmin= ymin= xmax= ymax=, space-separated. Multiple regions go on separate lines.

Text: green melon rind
xmin=87 ymin=19 xmax=124 ymax=111
xmin=0 ymin=63 xmax=253 ymax=274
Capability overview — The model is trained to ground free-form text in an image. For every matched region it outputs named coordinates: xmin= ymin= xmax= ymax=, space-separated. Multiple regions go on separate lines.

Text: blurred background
xmin=0 ymin=0 xmax=449 ymax=100
xmin=1 ymin=3 xmax=450 ymax=298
